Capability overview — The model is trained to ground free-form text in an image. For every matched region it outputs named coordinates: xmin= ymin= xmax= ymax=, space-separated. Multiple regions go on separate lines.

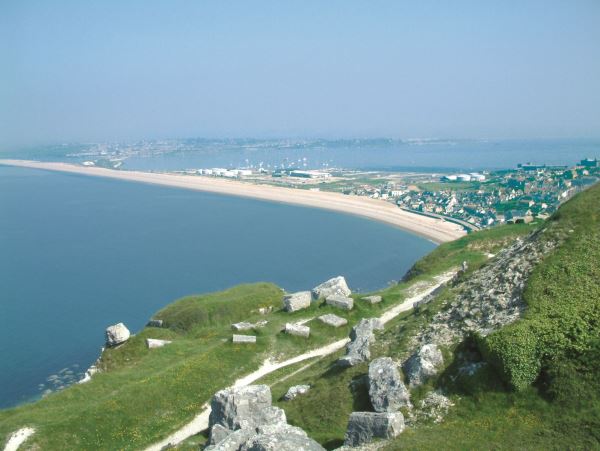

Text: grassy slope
xmin=264 ymin=184 xmax=600 ymax=450
xmin=0 ymin=219 xmax=538 ymax=450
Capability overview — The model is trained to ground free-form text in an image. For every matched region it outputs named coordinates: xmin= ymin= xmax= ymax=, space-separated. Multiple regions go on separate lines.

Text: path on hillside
xmin=144 ymin=270 xmax=455 ymax=451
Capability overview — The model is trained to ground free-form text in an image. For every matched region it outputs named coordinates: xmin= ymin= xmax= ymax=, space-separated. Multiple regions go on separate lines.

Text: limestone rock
xmin=343 ymin=411 xmax=405 ymax=446
xmin=146 ymin=338 xmax=172 ymax=349
xmin=146 ymin=319 xmax=164 ymax=328
xmin=206 ymin=428 xmax=254 ymax=451
xmin=318 ymin=314 xmax=348 ymax=328
xmin=312 ymin=276 xmax=351 ymax=300
xmin=325 ymin=294 xmax=354 ymax=311
xmin=209 ymin=385 xmax=283 ymax=431
xmin=241 ymin=424 xmax=324 ymax=450
xmin=232 ymin=321 xmax=269 ymax=331
xmin=403 ymin=344 xmax=444 ymax=387
xmin=338 ymin=318 xmax=384 ymax=367
xmin=368 ymin=357 xmax=410 ymax=412
xmin=232 ymin=322 xmax=254 ymax=331
xmin=283 ymin=291 xmax=312 ymax=312
xmin=105 ymin=323 xmax=130 ymax=347
xmin=361 ymin=295 xmax=382 ymax=304
xmin=206 ymin=385 xmax=324 ymax=451
xmin=257 ymin=306 xmax=273 ymax=315
xmin=284 ymin=323 xmax=310 ymax=338
xmin=233 ymin=334 xmax=257 ymax=344
xmin=410 ymin=390 xmax=454 ymax=424
xmin=208 ymin=424 xmax=233 ymax=446
xmin=283 ymin=385 xmax=310 ymax=401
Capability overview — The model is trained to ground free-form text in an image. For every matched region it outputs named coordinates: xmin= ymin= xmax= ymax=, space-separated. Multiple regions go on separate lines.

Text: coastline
xmin=0 ymin=159 xmax=466 ymax=243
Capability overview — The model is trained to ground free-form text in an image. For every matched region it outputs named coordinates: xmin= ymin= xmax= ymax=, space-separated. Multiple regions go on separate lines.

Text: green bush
xmin=479 ymin=183 xmax=600 ymax=391
xmin=479 ymin=323 xmax=541 ymax=391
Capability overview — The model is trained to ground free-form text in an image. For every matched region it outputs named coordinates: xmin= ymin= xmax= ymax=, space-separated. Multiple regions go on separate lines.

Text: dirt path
xmin=3 ymin=428 xmax=35 ymax=451
xmin=144 ymin=271 xmax=455 ymax=451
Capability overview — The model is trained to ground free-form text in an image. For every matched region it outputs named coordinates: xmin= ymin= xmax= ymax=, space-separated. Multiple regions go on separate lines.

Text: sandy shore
xmin=0 ymin=159 xmax=466 ymax=243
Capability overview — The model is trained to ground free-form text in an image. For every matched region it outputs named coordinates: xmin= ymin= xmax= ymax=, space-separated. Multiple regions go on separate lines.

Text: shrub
xmin=479 ymin=323 xmax=541 ymax=391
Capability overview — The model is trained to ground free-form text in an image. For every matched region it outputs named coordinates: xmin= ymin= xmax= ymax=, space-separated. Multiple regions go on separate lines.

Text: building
xmin=289 ymin=170 xmax=332 ymax=179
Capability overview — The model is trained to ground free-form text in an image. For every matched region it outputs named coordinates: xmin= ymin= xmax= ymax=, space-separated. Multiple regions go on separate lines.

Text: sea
xmin=1 ymin=138 xmax=597 ymax=409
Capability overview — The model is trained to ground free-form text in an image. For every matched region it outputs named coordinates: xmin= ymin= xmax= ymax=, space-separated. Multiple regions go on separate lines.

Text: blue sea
xmin=0 ymin=166 xmax=435 ymax=408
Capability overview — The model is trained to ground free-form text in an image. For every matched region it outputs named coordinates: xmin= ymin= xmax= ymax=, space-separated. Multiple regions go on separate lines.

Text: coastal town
xmin=171 ymin=157 xmax=600 ymax=231
xmin=75 ymin=148 xmax=600 ymax=232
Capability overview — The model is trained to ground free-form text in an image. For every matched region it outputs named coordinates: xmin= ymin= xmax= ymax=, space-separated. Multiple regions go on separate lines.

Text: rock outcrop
xmin=318 ymin=314 xmax=348 ymax=328
xmin=368 ymin=357 xmax=411 ymax=412
xmin=338 ymin=318 xmax=383 ymax=367
xmin=105 ymin=323 xmax=130 ymax=347
xmin=209 ymin=385 xmax=283 ymax=431
xmin=241 ymin=424 xmax=324 ymax=451
xmin=343 ymin=412 xmax=405 ymax=446
xmin=146 ymin=338 xmax=172 ymax=349
xmin=146 ymin=319 xmax=163 ymax=328
xmin=283 ymin=384 xmax=310 ymax=401
xmin=283 ymin=291 xmax=312 ymax=312
xmin=206 ymin=385 xmax=323 ymax=451
xmin=284 ymin=323 xmax=310 ymax=338
xmin=403 ymin=344 xmax=444 ymax=387
xmin=413 ymin=233 xmax=557 ymax=348
xmin=312 ymin=276 xmax=351 ymax=300
xmin=361 ymin=295 xmax=382 ymax=304
xmin=325 ymin=294 xmax=354 ymax=311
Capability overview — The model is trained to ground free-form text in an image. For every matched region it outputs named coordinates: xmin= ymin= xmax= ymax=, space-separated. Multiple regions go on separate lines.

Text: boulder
xmin=209 ymin=385 xmax=283 ymax=431
xmin=105 ymin=323 xmax=130 ymax=347
xmin=312 ymin=276 xmax=351 ymax=300
xmin=232 ymin=322 xmax=254 ymax=331
xmin=361 ymin=295 xmax=382 ymax=304
xmin=208 ymin=424 xmax=233 ymax=446
xmin=403 ymin=344 xmax=444 ymax=387
xmin=233 ymin=321 xmax=269 ymax=331
xmin=318 ymin=314 xmax=348 ymax=328
xmin=343 ymin=412 xmax=405 ymax=447
xmin=233 ymin=335 xmax=257 ymax=344
xmin=283 ymin=291 xmax=312 ymax=312
xmin=241 ymin=424 xmax=325 ymax=450
xmin=146 ymin=319 xmax=164 ymax=327
xmin=206 ymin=428 xmax=254 ymax=451
xmin=325 ymin=294 xmax=354 ymax=311
xmin=283 ymin=385 xmax=310 ymax=401
xmin=351 ymin=318 xmax=384 ymax=340
xmin=284 ymin=323 xmax=310 ymax=338
xmin=146 ymin=338 xmax=172 ymax=349
xmin=338 ymin=318 xmax=384 ymax=367
xmin=368 ymin=357 xmax=410 ymax=412
xmin=257 ymin=306 xmax=273 ymax=315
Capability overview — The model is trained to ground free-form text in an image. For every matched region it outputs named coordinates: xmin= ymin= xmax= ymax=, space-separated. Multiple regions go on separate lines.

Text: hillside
xmin=1 ymin=183 xmax=598 ymax=450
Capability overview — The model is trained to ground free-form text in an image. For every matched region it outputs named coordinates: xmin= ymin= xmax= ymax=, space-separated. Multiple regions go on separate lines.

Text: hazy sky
xmin=1 ymin=1 xmax=599 ymax=149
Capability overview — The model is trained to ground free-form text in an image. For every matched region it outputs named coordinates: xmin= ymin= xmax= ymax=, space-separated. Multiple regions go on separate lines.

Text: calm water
xmin=0 ymin=166 xmax=435 ymax=408
xmin=4 ymin=138 xmax=598 ymax=172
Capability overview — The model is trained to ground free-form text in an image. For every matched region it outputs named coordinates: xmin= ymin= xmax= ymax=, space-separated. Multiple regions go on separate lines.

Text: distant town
xmin=78 ymin=152 xmax=599 ymax=231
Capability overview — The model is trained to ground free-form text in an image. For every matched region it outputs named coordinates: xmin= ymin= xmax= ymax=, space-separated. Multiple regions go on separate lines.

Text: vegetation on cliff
xmin=2 ymin=183 xmax=598 ymax=450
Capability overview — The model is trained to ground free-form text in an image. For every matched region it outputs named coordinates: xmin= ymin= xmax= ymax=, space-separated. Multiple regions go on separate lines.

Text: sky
xmin=1 ymin=1 xmax=599 ymax=149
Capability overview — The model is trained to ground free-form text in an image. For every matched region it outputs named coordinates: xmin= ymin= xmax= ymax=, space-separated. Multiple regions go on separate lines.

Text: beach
xmin=0 ymin=159 xmax=466 ymax=243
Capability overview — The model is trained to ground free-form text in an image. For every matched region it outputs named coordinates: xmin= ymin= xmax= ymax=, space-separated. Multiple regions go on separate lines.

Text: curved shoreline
xmin=0 ymin=159 xmax=466 ymax=243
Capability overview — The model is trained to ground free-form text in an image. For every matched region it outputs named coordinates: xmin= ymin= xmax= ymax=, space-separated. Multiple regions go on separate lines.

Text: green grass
xmin=267 ymin=184 xmax=600 ymax=450
xmin=0 ymin=201 xmax=539 ymax=450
